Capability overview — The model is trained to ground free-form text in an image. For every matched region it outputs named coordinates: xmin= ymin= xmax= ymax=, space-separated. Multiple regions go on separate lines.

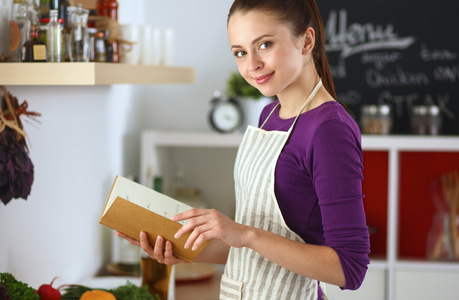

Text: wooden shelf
xmin=0 ymin=62 xmax=195 ymax=85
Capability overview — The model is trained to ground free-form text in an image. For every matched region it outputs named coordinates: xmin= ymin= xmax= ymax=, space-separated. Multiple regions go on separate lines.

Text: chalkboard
xmin=317 ymin=0 xmax=459 ymax=135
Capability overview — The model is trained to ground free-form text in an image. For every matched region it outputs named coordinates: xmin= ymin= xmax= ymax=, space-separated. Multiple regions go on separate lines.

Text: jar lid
xmin=361 ymin=105 xmax=378 ymax=115
xmin=428 ymin=105 xmax=440 ymax=116
xmin=413 ymin=105 xmax=428 ymax=116
xmin=378 ymin=105 xmax=391 ymax=116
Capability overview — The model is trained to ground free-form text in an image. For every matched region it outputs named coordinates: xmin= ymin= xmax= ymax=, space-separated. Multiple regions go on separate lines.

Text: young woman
xmin=118 ymin=0 xmax=370 ymax=299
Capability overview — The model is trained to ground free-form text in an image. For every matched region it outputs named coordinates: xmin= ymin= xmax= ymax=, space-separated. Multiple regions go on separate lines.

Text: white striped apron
xmin=220 ymin=80 xmax=327 ymax=300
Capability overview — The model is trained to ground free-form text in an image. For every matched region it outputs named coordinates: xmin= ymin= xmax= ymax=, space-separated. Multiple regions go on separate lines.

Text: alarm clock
xmin=208 ymin=91 xmax=243 ymax=133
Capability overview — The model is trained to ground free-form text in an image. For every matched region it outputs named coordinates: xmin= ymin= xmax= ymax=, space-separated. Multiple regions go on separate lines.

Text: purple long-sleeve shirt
xmin=259 ymin=100 xmax=371 ymax=292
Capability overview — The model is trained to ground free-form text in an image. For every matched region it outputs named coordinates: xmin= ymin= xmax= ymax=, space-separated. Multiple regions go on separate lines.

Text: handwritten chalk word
xmin=366 ymin=67 xmax=430 ymax=89
xmin=325 ymin=9 xmax=415 ymax=59
xmin=378 ymin=91 xmax=454 ymax=120
xmin=433 ymin=64 xmax=459 ymax=83
xmin=377 ymin=91 xmax=418 ymax=118
xmin=424 ymin=93 xmax=454 ymax=120
xmin=420 ymin=43 xmax=457 ymax=62
xmin=361 ymin=52 xmax=403 ymax=70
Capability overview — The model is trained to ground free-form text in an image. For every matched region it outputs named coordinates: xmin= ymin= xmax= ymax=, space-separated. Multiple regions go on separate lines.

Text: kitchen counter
xmin=82 ymin=264 xmax=223 ymax=299
xmin=175 ymin=267 xmax=222 ymax=300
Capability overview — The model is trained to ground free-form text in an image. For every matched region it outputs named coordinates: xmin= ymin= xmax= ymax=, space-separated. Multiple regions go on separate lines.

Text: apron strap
xmin=259 ymin=79 xmax=323 ymax=130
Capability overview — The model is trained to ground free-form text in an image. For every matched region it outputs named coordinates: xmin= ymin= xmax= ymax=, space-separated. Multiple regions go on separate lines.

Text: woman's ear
xmin=302 ymin=27 xmax=315 ymax=55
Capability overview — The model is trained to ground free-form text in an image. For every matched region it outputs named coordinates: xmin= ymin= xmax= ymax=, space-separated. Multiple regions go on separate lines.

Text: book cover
xmin=99 ymin=175 xmax=209 ymax=263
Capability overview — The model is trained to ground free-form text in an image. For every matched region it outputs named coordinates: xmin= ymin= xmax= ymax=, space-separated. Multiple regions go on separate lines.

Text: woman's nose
xmin=248 ymin=53 xmax=263 ymax=72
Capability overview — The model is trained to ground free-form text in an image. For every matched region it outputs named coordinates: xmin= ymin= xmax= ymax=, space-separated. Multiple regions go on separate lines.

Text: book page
xmin=104 ymin=176 xmax=193 ymax=224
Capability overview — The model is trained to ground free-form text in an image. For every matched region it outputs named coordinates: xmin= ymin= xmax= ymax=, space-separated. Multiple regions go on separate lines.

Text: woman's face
xmin=228 ymin=10 xmax=308 ymax=97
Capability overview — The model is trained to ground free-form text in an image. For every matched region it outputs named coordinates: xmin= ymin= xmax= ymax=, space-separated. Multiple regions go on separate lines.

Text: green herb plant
xmin=226 ymin=72 xmax=263 ymax=100
xmin=0 ymin=272 xmax=39 ymax=300
xmin=61 ymin=282 xmax=160 ymax=300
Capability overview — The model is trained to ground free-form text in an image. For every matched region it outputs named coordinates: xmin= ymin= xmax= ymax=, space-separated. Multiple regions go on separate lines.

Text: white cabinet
xmin=394 ymin=266 xmax=459 ymax=299
xmin=326 ymin=264 xmax=387 ymax=300
xmin=140 ymin=131 xmax=459 ymax=300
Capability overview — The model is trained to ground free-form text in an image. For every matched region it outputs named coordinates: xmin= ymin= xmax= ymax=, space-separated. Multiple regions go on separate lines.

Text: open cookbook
xmin=99 ymin=175 xmax=209 ymax=262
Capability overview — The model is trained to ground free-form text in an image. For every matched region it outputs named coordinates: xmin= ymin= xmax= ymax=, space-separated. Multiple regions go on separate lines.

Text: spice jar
xmin=378 ymin=105 xmax=392 ymax=134
xmin=94 ymin=31 xmax=106 ymax=62
xmin=411 ymin=105 xmax=442 ymax=135
xmin=361 ymin=105 xmax=379 ymax=134
xmin=361 ymin=105 xmax=392 ymax=134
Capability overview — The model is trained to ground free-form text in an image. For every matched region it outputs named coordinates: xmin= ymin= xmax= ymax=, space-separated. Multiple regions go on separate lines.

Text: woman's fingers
xmin=177 ymin=209 xmax=228 ymax=250
xmin=177 ymin=209 xmax=248 ymax=251
xmin=140 ymin=232 xmax=182 ymax=264
xmin=139 ymin=231 xmax=166 ymax=263
xmin=153 ymin=236 xmax=166 ymax=263
xmin=139 ymin=231 xmax=155 ymax=255
xmin=172 ymin=208 xmax=208 ymax=222
xmin=115 ymin=231 xmax=140 ymax=247
xmin=164 ymin=241 xmax=177 ymax=265
xmin=175 ymin=214 xmax=209 ymax=240
xmin=184 ymin=222 xmax=214 ymax=250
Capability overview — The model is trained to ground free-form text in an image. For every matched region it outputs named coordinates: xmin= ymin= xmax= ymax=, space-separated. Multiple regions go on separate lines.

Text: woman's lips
xmin=254 ymin=72 xmax=274 ymax=84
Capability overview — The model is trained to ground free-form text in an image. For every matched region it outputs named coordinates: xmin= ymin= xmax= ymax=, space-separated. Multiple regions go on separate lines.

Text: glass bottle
xmin=93 ymin=31 xmax=106 ymax=62
xmin=104 ymin=0 xmax=118 ymax=20
xmin=58 ymin=0 xmax=69 ymax=25
xmin=141 ymin=250 xmax=173 ymax=300
xmin=39 ymin=0 xmax=50 ymax=20
xmin=104 ymin=30 xmax=113 ymax=62
xmin=88 ymin=27 xmax=97 ymax=62
xmin=69 ymin=4 xmax=89 ymax=62
xmin=22 ymin=24 xmax=47 ymax=62
xmin=49 ymin=0 xmax=58 ymax=11
xmin=25 ymin=0 xmax=39 ymax=25
xmin=46 ymin=9 xmax=63 ymax=62
xmin=63 ymin=5 xmax=76 ymax=61
xmin=104 ymin=0 xmax=119 ymax=62
xmin=97 ymin=0 xmax=107 ymax=16
xmin=10 ymin=0 xmax=31 ymax=62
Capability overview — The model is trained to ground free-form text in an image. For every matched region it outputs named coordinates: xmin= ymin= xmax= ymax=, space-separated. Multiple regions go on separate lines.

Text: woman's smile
xmin=254 ymin=72 xmax=275 ymax=84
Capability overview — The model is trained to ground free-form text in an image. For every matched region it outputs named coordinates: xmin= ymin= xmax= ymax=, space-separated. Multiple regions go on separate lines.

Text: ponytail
xmin=307 ymin=0 xmax=336 ymax=99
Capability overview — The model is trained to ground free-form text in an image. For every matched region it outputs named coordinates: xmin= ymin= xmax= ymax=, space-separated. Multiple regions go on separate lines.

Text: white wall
xmin=0 ymin=0 xmax=236 ymax=288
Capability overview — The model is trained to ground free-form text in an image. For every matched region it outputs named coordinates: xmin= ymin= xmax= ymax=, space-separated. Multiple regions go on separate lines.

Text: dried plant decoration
xmin=0 ymin=86 xmax=41 ymax=205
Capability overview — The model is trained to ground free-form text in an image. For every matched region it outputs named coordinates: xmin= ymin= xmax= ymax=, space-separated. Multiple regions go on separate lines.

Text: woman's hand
xmin=172 ymin=208 xmax=251 ymax=251
xmin=115 ymin=231 xmax=183 ymax=265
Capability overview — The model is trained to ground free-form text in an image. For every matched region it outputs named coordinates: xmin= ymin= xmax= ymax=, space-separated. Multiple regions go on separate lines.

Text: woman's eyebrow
xmin=231 ymin=34 xmax=274 ymax=50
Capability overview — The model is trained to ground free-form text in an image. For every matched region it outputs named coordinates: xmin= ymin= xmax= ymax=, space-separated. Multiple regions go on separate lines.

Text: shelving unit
xmin=140 ymin=130 xmax=459 ymax=300
xmin=0 ymin=62 xmax=195 ymax=85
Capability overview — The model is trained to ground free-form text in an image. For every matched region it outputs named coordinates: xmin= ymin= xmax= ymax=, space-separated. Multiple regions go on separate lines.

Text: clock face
xmin=210 ymin=101 xmax=242 ymax=133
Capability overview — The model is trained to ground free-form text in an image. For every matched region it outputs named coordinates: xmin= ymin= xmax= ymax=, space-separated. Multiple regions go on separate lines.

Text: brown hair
xmin=228 ymin=0 xmax=336 ymax=100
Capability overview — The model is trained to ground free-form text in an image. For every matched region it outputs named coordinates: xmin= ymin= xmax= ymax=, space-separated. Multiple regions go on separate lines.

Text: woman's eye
xmin=234 ymin=50 xmax=246 ymax=58
xmin=259 ymin=42 xmax=272 ymax=50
